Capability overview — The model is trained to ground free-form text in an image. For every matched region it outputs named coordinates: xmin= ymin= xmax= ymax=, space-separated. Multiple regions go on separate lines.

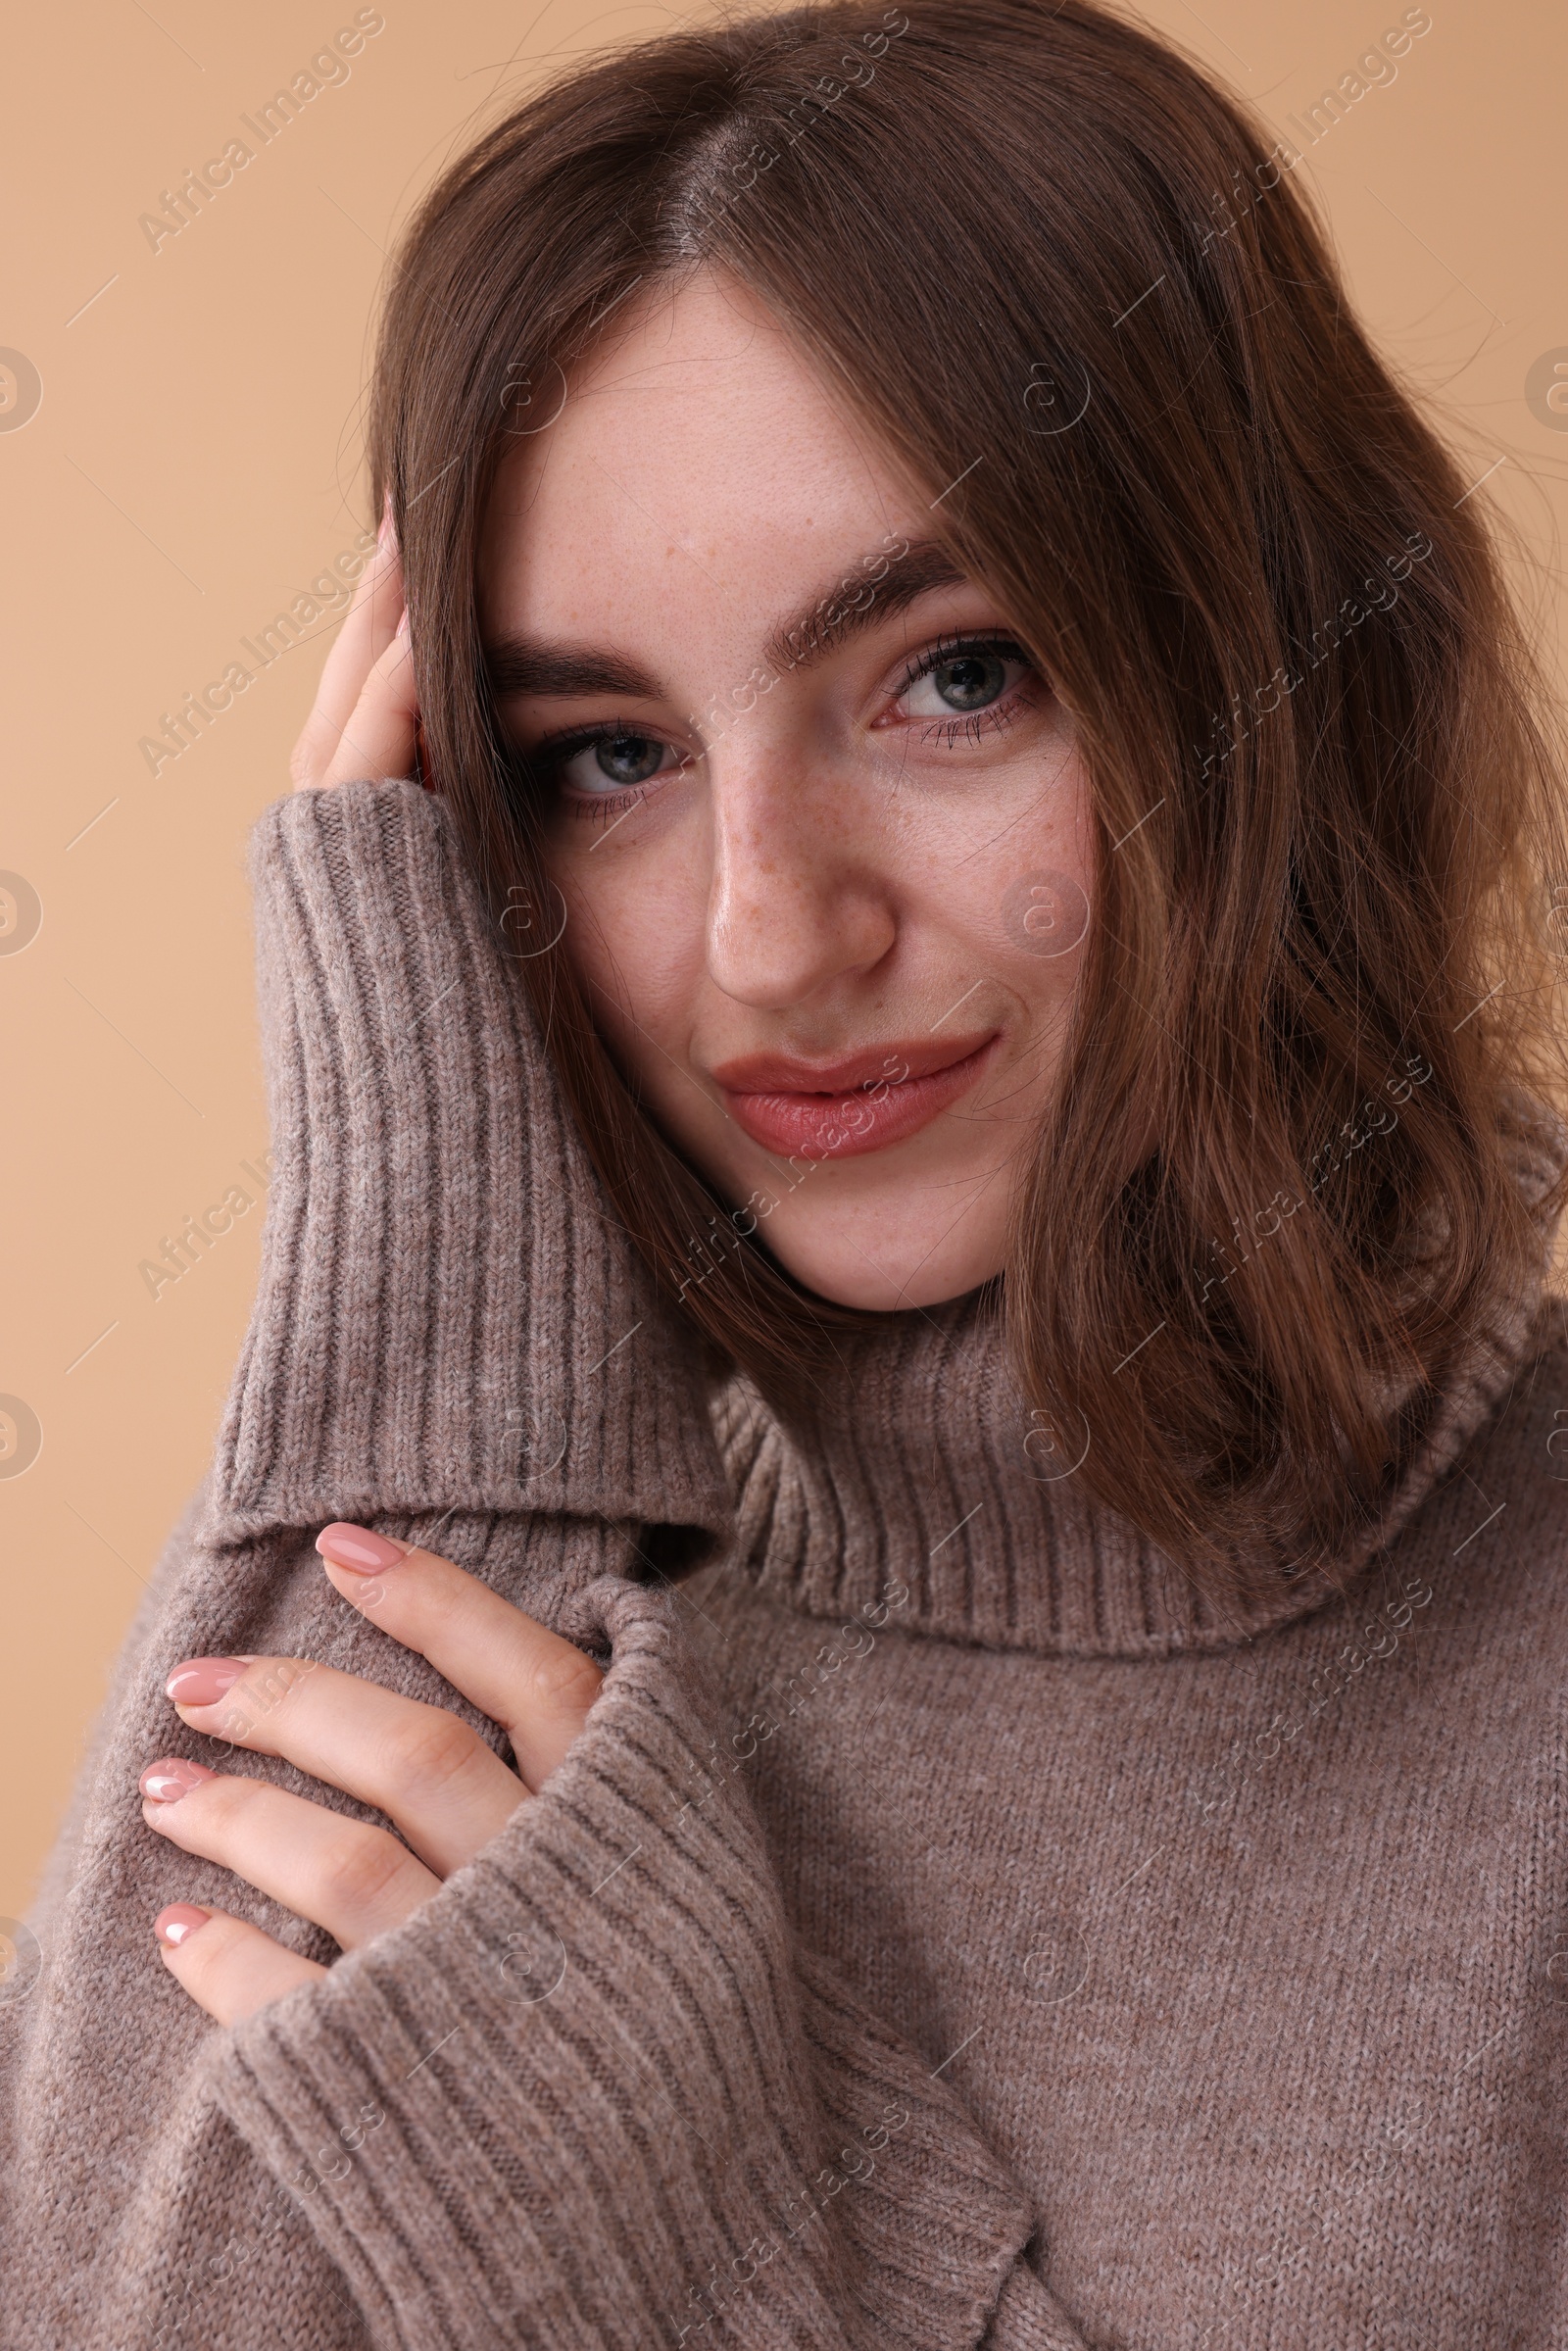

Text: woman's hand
xmin=289 ymin=496 xmax=419 ymax=791
xmin=140 ymin=1527 xmax=605 ymax=2024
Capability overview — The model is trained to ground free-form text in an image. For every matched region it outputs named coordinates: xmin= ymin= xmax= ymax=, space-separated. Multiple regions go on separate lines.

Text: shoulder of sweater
xmin=1382 ymin=1283 xmax=1568 ymax=1638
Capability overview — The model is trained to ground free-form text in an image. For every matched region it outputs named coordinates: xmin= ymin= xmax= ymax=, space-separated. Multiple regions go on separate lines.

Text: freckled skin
xmin=477 ymin=269 xmax=1097 ymax=1312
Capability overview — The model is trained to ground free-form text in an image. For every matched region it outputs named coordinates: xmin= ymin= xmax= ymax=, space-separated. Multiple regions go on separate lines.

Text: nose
xmin=704 ymin=744 xmax=897 ymax=1009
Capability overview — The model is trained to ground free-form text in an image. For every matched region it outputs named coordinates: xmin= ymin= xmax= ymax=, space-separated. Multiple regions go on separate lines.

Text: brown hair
xmin=366 ymin=0 xmax=1568 ymax=1597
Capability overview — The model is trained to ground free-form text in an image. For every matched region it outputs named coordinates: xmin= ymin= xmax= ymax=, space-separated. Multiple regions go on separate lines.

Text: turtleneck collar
xmin=710 ymin=1097 xmax=1567 ymax=1661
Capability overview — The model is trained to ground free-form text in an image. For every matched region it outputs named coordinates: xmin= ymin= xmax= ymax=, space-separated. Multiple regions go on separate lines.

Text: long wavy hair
xmin=365 ymin=0 xmax=1568 ymax=1594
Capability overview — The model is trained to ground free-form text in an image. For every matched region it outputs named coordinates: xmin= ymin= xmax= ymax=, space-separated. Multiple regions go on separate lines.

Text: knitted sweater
xmin=5 ymin=778 xmax=1567 ymax=2350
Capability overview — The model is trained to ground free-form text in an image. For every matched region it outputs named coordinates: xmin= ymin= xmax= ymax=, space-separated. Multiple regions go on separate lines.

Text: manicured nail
xmin=394 ymin=607 xmax=410 ymax=640
xmin=140 ymin=1756 xmax=217 ymax=1804
xmin=378 ymin=488 xmax=394 ymax=547
xmin=317 ymin=1523 xmax=410 ymax=1575
xmin=155 ymin=1903 xmax=212 ymax=1948
xmin=166 ymin=1657 xmax=249 ymax=1706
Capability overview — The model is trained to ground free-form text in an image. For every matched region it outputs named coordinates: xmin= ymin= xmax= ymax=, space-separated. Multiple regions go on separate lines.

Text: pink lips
xmin=711 ymin=1033 xmax=999 ymax=1160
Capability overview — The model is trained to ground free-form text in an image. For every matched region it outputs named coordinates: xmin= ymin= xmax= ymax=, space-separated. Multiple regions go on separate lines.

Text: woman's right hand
xmin=289 ymin=499 xmax=419 ymax=792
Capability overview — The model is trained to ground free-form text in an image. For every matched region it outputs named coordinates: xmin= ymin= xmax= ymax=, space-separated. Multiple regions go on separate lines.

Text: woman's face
xmin=478 ymin=270 xmax=1095 ymax=1311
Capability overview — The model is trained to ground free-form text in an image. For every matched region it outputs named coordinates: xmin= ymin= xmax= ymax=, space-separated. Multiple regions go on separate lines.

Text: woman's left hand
xmin=141 ymin=1527 xmax=606 ymax=2024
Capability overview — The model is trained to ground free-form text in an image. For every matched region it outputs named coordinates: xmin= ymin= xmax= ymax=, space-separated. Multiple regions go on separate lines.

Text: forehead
xmin=481 ymin=269 xmax=920 ymax=621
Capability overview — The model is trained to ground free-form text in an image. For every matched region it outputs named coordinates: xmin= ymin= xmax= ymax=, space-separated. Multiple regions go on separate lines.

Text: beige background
xmin=4 ymin=0 xmax=1566 ymax=1919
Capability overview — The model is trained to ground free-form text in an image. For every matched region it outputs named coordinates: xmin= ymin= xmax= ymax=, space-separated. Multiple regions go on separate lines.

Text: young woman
xmin=7 ymin=1 xmax=1568 ymax=2343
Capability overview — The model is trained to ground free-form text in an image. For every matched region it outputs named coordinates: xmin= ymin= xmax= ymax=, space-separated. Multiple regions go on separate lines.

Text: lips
xmin=711 ymin=1032 xmax=999 ymax=1160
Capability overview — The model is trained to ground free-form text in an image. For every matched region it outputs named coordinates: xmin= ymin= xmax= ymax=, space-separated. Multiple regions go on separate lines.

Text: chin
xmin=761 ymin=1199 xmax=1007 ymax=1314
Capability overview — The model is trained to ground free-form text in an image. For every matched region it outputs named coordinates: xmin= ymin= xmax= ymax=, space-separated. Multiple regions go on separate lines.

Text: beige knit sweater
xmin=6 ymin=779 xmax=1567 ymax=2349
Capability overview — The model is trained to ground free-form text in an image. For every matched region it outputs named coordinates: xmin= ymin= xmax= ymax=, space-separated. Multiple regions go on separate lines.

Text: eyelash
xmin=530 ymin=630 xmax=1043 ymax=818
xmin=527 ymin=728 xmax=687 ymax=823
xmin=893 ymin=632 xmax=1040 ymax=750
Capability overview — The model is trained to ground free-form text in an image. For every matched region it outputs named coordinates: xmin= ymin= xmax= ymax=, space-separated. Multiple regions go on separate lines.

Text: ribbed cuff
xmin=209 ymin=1575 xmax=1035 ymax=2351
xmin=209 ymin=781 xmax=731 ymax=1548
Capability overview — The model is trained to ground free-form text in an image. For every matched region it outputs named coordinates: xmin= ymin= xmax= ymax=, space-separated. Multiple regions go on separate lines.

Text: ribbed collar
xmin=712 ymin=1099 xmax=1567 ymax=1660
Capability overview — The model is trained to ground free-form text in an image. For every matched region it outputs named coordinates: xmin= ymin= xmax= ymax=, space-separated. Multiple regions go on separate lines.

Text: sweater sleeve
xmin=201 ymin=1567 xmax=1053 ymax=2350
xmin=4 ymin=780 xmax=1077 ymax=2350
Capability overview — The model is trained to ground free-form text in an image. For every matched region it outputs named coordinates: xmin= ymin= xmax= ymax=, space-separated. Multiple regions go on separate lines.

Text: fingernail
xmin=317 ymin=1523 xmax=410 ymax=1575
xmin=166 ymin=1656 xmax=249 ymax=1706
xmin=394 ymin=607 xmax=411 ymax=640
xmin=378 ymin=488 xmax=394 ymax=547
xmin=140 ymin=1756 xmax=217 ymax=1804
xmin=155 ymin=1904 xmax=212 ymax=1948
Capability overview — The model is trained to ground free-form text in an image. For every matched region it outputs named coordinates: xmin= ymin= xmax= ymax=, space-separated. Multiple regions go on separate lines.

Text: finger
xmin=141 ymin=1761 xmax=442 ymax=1948
xmin=161 ymin=1647 xmax=527 ymax=1876
xmin=290 ymin=520 xmax=406 ymax=789
xmin=315 ymin=1525 xmax=605 ymax=1791
xmin=154 ymin=1902 xmax=327 ymax=2025
xmin=313 ymin=520 xmax=403 ymax=744
xmin=319 ymin=616 xmax=419 ymax=788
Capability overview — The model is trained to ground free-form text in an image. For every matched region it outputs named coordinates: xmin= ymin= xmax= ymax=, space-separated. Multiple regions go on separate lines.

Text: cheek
xmin=550 ymin=840 xmax=708 ymax=1061
xmin=991 ymin=868 xmax=1094 ymax=982
xmin=907 ymin=747 xmax=1097 ymax=1000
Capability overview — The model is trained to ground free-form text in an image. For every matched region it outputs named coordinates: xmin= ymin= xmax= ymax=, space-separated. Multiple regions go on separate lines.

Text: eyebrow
xmin=482 ymin=538 xmax=972 ymax=706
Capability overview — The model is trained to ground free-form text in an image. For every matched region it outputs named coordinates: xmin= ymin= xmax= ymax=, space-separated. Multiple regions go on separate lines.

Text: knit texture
xmin=5 ymin=779 xmax=1565 ymax=2349
xmin=688 ymin=1160 xmax=1568 ymax=2346
xmin=218 ymin=776 xmax=729 ymax=1548
xmin=710 ymin=1076 xmax=1566 ymax=1660
xmin=0 ymin=783 xmax=1048 ymax=2350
